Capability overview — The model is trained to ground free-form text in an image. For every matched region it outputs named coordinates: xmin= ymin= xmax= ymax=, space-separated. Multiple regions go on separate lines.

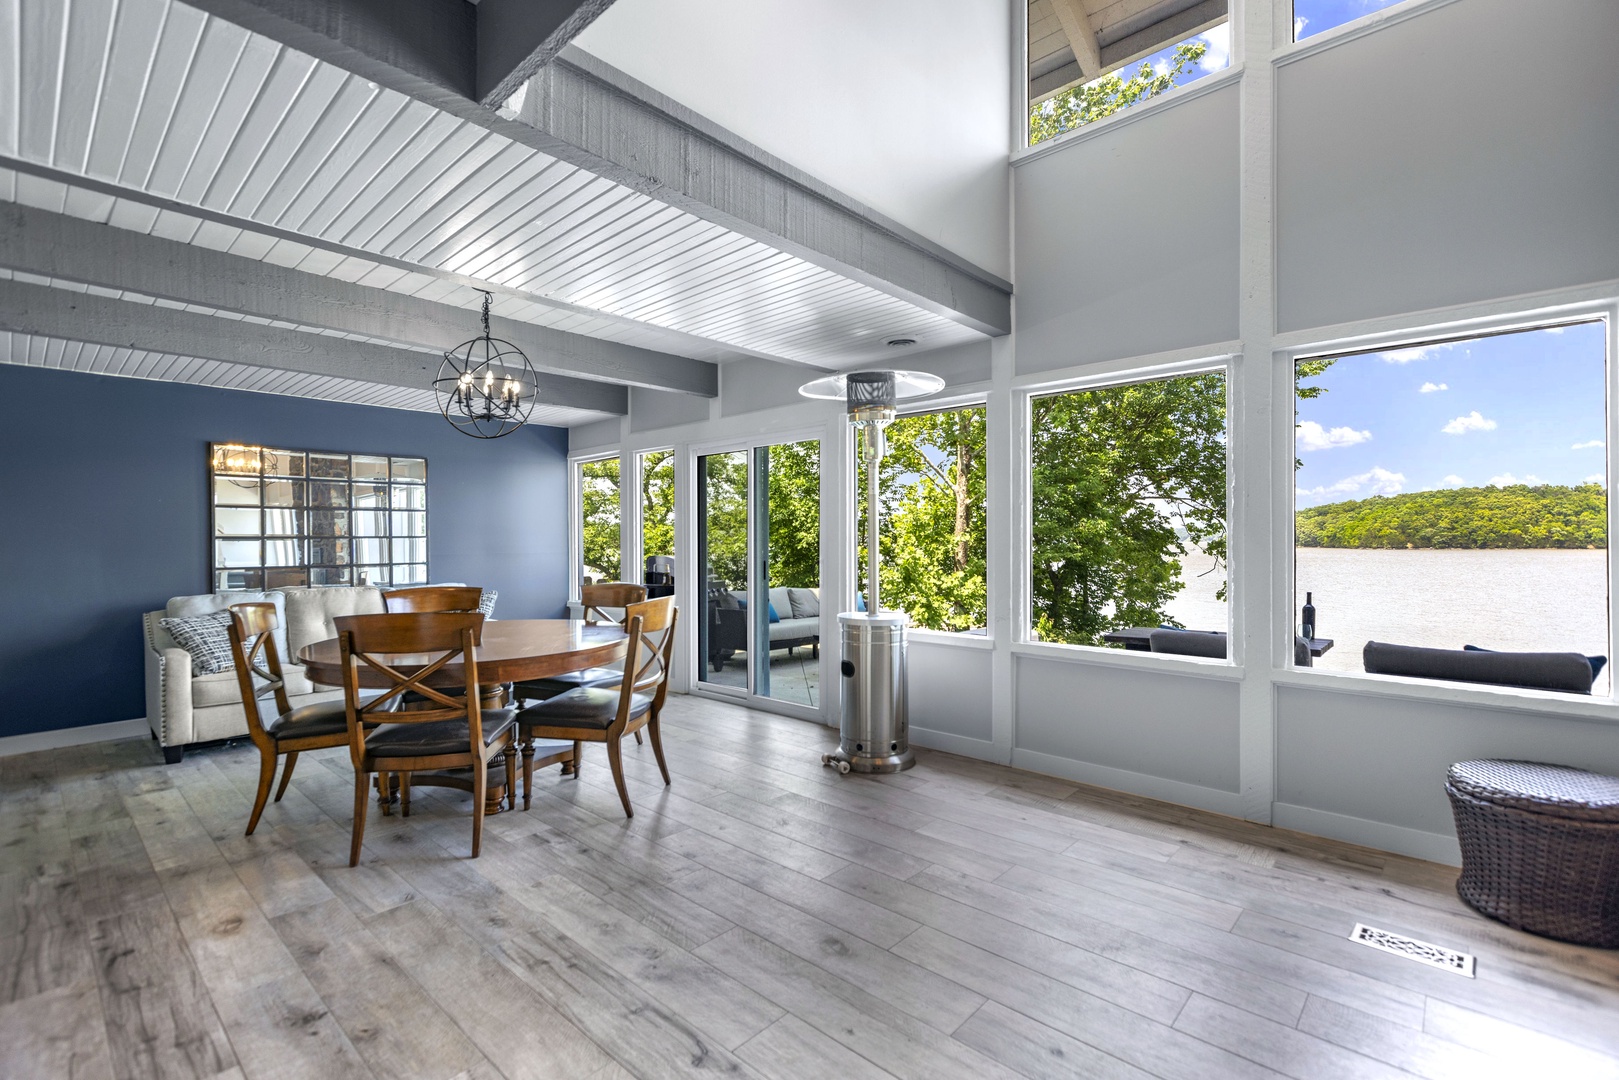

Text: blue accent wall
xmin=0 ymin=365 xmax=571 ymax=738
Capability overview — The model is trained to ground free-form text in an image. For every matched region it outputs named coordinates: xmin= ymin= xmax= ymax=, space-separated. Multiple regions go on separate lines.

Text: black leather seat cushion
xmin=519 ymin=687 xmax=652 ymax=731
xmin=265 ymin=700 xmax=349 ymax=742
xmin=515 ymin=668 xmax=624 ymax=698
xmin=364 ymin=710 xmax=516 ymax=758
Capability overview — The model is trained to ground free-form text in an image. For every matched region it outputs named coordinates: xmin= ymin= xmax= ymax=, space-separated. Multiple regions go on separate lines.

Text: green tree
xmin=640 ymin=448 xmax=675 ymax=565
xmin=701 ymin=451 xmax=748 ymax=589
xmin=579 ymin=458 xmax=620 ymax=581
xmin=1296 ymin=484 xmax=1608 ymax=549
xmin=765 ymin=441 xmax=821 ymax=589
xmin=1030 ymin=41 xmax=1208 ymax=145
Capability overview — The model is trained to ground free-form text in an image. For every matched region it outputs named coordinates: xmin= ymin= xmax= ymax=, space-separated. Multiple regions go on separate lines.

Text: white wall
xmin=572 ymin=0 xmax=1014 ymax=279
xmin=1276 ymin=0 xmax=1619 ymax=332
xmin=1014 ymin=81 xmax=1241 ymax=373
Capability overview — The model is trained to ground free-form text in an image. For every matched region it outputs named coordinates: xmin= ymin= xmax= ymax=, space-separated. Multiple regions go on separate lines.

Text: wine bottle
xmin=1301 ymin=591 xmax=1316 ymax=641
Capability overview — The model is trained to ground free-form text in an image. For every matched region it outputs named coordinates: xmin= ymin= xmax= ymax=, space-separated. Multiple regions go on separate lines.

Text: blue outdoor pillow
xmin=1464 ymin=644 xmax=1607 ymax=681
xmin=768 ymin=602 xmax=781 ymax=623
xmin=736 ymin=595 xmax=747 ymax=608
xmin=856 ymin=594 xmax=867 ymax=612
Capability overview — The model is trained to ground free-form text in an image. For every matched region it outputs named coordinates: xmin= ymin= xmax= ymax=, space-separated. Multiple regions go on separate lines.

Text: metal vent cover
xmin=1349 ymin=923 xmax=1476 ymax=977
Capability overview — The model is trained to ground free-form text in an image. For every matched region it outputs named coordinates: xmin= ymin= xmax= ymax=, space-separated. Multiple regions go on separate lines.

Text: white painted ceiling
xmin=0 ymin=0 xmax=989 ymax=424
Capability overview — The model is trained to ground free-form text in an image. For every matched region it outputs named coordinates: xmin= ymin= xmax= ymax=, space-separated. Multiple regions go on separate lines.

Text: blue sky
xmin=1295 ymin=322 xmax=1609 ymax=508
xmin=1293 ymin=0 xmax=1407 ymax=41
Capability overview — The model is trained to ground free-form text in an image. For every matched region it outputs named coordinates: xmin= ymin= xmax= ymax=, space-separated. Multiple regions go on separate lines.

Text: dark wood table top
xmin=297 ymin=618 xmax=628 ymax=687
xmin=1100 ymin=627 xmax=1335 ymax=657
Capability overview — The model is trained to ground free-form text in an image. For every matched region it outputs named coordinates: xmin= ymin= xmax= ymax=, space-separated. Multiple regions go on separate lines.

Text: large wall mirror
xmin=210 ymin=443 xmax=428 ymax=591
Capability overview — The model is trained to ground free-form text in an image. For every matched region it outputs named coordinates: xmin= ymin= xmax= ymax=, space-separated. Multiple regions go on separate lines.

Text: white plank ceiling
xmin=0 ymin=0 xmax=987 ymax=423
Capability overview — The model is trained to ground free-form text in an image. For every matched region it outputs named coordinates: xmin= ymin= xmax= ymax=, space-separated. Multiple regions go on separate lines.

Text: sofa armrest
xmin=143 ymin=612 xmax=194 ymax=746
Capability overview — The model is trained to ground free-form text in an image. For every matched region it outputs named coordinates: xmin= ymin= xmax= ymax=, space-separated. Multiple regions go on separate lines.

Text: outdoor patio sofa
xmin=707 ymin=584 xmax=821 ymax=671
xmin=1362 ymin=641 xmax=1602 ymax=694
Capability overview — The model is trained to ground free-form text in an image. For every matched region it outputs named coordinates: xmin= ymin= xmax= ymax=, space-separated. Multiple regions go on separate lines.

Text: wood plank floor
xmin=5 ymin=694 xmax=1619 ymax=1080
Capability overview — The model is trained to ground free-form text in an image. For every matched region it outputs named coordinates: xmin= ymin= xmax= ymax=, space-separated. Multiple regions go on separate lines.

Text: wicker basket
xmin=1446 ymin=760 xmax=1619 ymax=949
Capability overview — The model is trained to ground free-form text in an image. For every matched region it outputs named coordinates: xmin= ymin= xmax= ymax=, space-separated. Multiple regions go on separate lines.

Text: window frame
xmin=1276 ymin=302 xmax=1619 ymax=708
xmin=1014 ymin=357 xmax=1236 ymax=667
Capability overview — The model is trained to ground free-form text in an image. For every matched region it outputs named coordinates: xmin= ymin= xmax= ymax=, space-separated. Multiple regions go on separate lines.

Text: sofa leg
xmin=162 ymin=745 xmax=185 ymax=765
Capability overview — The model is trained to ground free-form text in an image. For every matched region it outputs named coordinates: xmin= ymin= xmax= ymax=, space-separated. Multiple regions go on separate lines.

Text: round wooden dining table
xmin=297 ymin=619 xmax=628 ymax=813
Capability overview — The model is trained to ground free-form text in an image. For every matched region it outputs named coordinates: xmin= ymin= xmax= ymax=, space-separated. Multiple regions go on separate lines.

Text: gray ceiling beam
xmin=0 ymin=279 xmax=628 ymax=415
xmin=0 ymin=200 xmax=717 ymax=397
xmin=177 ymin=5 xmax=1012 ymax=336
xmin=179 ymin=0 xmax=618 ymax=107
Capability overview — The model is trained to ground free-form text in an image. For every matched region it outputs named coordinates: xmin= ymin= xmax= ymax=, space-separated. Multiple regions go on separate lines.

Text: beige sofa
xmin=143 ymin=586 xmax=387 ymax=762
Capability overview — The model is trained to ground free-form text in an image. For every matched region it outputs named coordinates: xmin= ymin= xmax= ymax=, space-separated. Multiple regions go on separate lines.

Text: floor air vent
xmin=1349 ymin=923 xmax=1476 ymax=977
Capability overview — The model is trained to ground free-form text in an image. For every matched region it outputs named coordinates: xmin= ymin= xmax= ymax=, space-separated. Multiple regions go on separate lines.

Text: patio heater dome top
xmin=797 ymin=369 xmax=945 ymax=414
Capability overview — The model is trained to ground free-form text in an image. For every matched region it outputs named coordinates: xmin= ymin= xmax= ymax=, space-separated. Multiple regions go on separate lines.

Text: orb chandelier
xmin=433 ymin=290 xmax=538 ymax=439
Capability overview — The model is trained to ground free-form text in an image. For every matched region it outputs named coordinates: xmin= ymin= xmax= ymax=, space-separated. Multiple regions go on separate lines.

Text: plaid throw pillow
xmin=160 ymin=610 xmax=237 ymax=676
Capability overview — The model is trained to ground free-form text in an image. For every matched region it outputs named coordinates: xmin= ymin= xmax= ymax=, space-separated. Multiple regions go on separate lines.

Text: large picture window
xmin=1027 ymin=1 xmax=1230 ymax=145
xmin=1027 ymin=371 xmax=1228 ymax=650
xmin=1294 ymin=321 xmax=1609 ymax=693
xmin=856 ymin=405 xmax=988 ymax=633
xmin=210 ymin=443 xmax=426 ymax=591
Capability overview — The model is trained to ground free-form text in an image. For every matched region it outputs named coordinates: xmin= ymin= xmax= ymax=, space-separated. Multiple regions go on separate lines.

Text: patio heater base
xmin=823 ymin=611 xmax=914 ymax=775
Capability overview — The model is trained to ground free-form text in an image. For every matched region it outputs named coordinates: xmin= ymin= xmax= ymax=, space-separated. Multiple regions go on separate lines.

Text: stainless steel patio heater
xmin=799 ymin=369 xmax=944 ymax=774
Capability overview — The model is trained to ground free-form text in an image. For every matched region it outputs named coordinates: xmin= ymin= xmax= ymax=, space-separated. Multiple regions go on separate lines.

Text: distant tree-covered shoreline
xmin=1296 ymin=484 xmax=1607 ymax=549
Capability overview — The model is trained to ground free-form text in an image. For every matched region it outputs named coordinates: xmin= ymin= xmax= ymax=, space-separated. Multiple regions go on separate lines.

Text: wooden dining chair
xmin=335 ymin=611 xmax=517 ymax=864
xmin=518 ymin=595 xmax=677 ymax=817
xmin=383 ymin=586 xmax=484 ymax=614
xmin=227 ymin=602 xmax=353 ymax=836
xmin=512 ymin=581 xmax=649 ymax=744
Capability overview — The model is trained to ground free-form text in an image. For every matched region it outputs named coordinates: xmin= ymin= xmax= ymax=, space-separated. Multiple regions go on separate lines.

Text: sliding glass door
xmin=696 ymin=438 xmax=821 ymax=708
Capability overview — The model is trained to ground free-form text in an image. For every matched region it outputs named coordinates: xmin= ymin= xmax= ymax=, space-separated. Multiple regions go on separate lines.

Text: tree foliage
xmin=1030 ymin=375 xmax=1227 ymax=645
xmin=579 ymin=458 xmax=620 ymax=581
xmin=1030 ymin=42 xmax=1208 ymax=144
xmin=1296 ymin=485 xmax=1608 ymax=549
xmin=640 ymin=448 xmax=675 ymax=567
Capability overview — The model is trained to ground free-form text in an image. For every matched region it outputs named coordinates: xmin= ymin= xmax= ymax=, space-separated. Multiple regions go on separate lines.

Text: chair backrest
xmin=616 ymin=596 xmax=678 ymax=713
xmin=582 ymin=582 xmax=647 ymax=625
xmin=384 ymin=586 xmax=484 ymax=614
xmin=226 ymin=602 xmax=292 ymax=744
xmin=333 ymin=612 xmax=485 ymax=763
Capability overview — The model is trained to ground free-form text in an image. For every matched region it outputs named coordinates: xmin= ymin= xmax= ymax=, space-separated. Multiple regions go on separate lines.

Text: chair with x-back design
xmin=512 ymin=581 xmax=649 ymax=744
xmin=517 ymin=595 xmax=677 ymax=817
xmin=335 ymin=611 xmax=517 ymax=864
xmin=227 ymin=602 xmax=355 ymax=836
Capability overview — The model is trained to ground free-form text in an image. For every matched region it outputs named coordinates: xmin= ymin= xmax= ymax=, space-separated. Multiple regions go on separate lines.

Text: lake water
xmin=1162 ymin=548 xmax=1610 ymax=692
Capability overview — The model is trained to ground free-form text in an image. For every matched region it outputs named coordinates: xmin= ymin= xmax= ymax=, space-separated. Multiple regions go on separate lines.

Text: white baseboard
xmin=1010 ymin=748 xmax=1247 ymax=818
xmin=1273 ymin=803 xmax=1461 ymax=867
xmin=909 ymin=727 xmax=998 ymax=759
xmin=0 ymin=718 xmax=151 ymax=757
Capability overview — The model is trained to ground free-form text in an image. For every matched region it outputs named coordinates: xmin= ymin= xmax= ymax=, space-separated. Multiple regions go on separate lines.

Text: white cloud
xmin=1197 ymin=24 xmax=1231 ymax=72
xmin=1488 ymin=473 xmax=1542 ymax=487
xmin=1586 ymin=474 xmax=1606 ymax=485
xmin=1442 ymin=411 xmax=1496 ymax=435
xmin=1298 ymin=466 xmax=1406 ymax=500
xmin=1546 ymin=326 xmax=1566 ymax=335
xmin=1296 ymin=420 xmax=1372 ymax=451
xmin=1443 ymin=475 xmax=1465 ymax=485
xmin=1419 ymin=382 xmax=1448 ymax=393
xmin=1293 ymin=16 xmax=1308 ymax=37
xmin=1379 ymin=342 xmax=1460 ymax=364
xmin=1572 ymin=439 xmax=1605 ymax=450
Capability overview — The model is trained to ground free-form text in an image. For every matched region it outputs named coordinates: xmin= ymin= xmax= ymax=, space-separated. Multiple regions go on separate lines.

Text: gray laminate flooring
xmin=4 ymin=695 xmax=1618 ymax=1080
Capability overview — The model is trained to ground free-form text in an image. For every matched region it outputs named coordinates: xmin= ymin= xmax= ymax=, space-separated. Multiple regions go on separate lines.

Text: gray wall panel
xmin=1015 ymin=656 xmax=1240 ymax=791
xmin=909 ymin=642 xmax=994 ymax=742
xmin=1277 ymin=685 xmax=1619 ymax=838
xmin=1013 ymin=84 xmax=1240 ymax=375
xmin=1276 ymin=0 xmax=1619 ymax=332
xmin=569 ymin=417 xmax=622 ymax=452
xmin=631 ymin=386 xmax=711 ymax=432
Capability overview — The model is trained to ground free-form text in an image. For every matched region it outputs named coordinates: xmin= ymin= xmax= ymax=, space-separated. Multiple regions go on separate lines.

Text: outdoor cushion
xmin=160 ymin=610 xmax=236 ymax=675
xmin=518 ymin=687 xmax=653 ymax=730
xmin=264 ymin=700 xmax=350 ymax=743
xmin=1363 ymin=641 xmax=1595 ymax=694
xmin=1148 ymin=629 xmax=1226 ymax=659
xmin=788 ymin=588 xmax=820 ymax=619
xmin=1465 ymin=644 xmax=1606 ymax=682
xmin=364 ymin=711 xmax=516 ymax=758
